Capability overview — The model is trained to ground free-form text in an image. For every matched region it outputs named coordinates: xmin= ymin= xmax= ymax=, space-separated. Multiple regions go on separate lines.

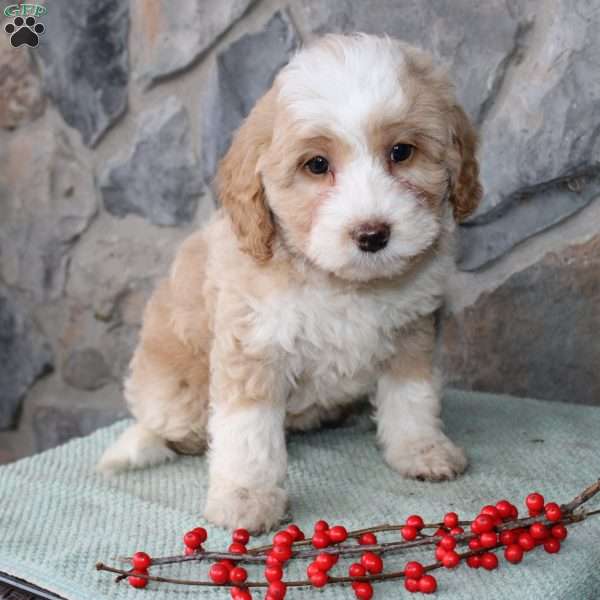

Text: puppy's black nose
xmin=351 ymin=222 xmax=391 ymax=253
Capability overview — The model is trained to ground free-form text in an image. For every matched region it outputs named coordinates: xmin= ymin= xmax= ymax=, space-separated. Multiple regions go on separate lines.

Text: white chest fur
xmin=245 ymin=253 xmax=450 ymax=413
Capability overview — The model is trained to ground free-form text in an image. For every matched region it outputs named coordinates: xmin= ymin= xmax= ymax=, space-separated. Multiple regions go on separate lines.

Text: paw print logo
xmin=4 ymin=15 xmax=45 ymax=48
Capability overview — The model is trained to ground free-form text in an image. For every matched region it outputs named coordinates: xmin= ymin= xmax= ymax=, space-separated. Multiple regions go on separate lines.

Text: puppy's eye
xmin=305 ymin=156 xmax=329 ymax=175
xmin=390 ymin=143 xmax=413 ymax=163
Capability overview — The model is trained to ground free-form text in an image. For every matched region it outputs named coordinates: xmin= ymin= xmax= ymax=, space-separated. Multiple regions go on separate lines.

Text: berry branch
xmin=96 ymin=478 xmax=600 ymax=598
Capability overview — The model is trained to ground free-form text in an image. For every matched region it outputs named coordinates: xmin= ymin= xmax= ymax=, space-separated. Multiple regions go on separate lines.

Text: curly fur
xmin=98 ymin=34 xmax=482 ymax=533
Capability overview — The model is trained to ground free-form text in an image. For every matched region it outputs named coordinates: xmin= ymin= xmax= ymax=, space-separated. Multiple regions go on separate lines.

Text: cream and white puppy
xmin=99 ymin=34 xmax=482 ymax=533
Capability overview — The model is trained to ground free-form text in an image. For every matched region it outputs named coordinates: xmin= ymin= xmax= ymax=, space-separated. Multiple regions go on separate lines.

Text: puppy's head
xmin=217 ymin=34 xmax=482 ymax=280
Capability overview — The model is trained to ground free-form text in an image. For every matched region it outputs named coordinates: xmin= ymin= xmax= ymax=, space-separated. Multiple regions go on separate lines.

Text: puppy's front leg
xmin=204 ymin=331 xmax=288 ymax=533
xmin=375 ymin=316 xmax=467 ymax=481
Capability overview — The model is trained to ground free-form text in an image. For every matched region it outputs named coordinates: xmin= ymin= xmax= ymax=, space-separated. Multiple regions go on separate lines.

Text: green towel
xmin=0 ymin=390 xmax=599 ymax=599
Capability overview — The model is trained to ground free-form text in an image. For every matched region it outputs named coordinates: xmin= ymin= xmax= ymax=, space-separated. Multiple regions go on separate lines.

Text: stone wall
xmin=1 ymin=0 xmax=598 ymax=463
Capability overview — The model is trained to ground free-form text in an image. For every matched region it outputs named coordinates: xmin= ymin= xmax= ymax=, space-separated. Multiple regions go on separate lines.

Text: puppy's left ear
xmin=447 ymin=105 xmax=483 ymax=222
xmin=217 ymin=89 xmax=276 ymax=263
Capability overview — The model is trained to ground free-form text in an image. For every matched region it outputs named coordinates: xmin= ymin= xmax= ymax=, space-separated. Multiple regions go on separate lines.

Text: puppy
xmin=99 ymin=34 xmax=482 ymax=533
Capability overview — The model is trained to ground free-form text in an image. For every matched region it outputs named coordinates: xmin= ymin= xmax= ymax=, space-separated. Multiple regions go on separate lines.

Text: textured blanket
xmin=0 ymin=390 xmax=599 ymax=600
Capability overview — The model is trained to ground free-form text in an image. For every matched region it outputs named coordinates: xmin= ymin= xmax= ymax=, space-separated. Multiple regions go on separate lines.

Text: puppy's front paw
xmin=385 ymin=433 xmax=467 ymax=481
xmin=204 ymin=478 xmax=288 ymax=533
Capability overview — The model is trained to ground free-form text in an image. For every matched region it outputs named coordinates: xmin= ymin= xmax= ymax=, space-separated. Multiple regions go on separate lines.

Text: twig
xmin=561 ymin=478 xmax=600 ymax=513
xmin=96 ymin=479 xmax=600 ymax=590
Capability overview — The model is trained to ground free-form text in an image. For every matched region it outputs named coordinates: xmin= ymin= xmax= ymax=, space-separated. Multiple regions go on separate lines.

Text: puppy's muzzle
xmin=351 ymin=222 xmax=391 ymax=253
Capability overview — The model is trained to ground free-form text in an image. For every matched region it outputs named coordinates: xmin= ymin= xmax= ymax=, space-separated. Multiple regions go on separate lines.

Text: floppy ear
xmin=216 ymin=90 xmax=276 ymax=263
xmin=447 ymin=105 xmax=483 ymax=222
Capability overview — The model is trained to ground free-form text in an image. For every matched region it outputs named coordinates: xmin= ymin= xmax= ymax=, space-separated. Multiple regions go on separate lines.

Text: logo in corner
xmin=3 ymin=3 xmax=46 ymax=47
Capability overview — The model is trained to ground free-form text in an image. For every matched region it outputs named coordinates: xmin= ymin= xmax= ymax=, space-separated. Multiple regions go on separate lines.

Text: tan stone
xmin=0 ymin=33 xmax=45 ymax=129
xmin=440 ymin=235 xmax=600 ymax=405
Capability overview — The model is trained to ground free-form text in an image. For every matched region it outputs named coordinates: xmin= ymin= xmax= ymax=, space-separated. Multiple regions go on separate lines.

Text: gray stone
xmin=135 ymin=0 xmax=256 ymax=86
xmin=292 ymin=0 xmax=527 ymax=123
xmin=0 ymin=122 xmax=97 ymax=302
xmin=32 ymin=402 xmax=127 ymax=452
xmin=100 ymin=96 xmax=203 ymax=226
xmin=458 ymin=173 xmax=600 ymax=270
xmin=460 ymin=0 xmax=600 ymax=269
xmin=62 ymin=348 xmax=112 ymax=391
xmin=441 ymin=234 xmax=600 ymax=405
xmin=36 ymin=0 xmax=129 ymax=146
xmin=99 ymin=323 xmax=139 ymax=381
xmin=202 ymin=11 xmax=299 ymax=181
xmin=0 ymin=287 xmax=53 ymax=429
xmin=0 ymin=33 xmax=45 ymax=129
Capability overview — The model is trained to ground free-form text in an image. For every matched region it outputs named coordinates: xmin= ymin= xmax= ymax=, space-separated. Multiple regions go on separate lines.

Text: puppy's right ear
xmin=216 ymin=89 xmax=276 ymax=263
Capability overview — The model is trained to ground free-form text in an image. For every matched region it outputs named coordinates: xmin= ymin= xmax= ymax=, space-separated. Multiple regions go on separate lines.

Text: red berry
xmin=495 ymin=500 xmax=513 ymax=519
xmin=500 ymin=530 xmax=517 ymax=546
xmin=267 ymin=581 xmax=287 ymax=599
xmin=273 ymin=531 xmax=294 ymax=547
xmin=361 ymin=552 xmax=383 ymax=574
xmin=315 ymin=552 xmax=336 ymax=571
xmin=406 ymin=515 xmax=425 ymax=530
xmin=544 ymin=502 xmax=562 ymax=522
xmin=349 ymin=562 xmax=367 ymax=577
xmin=184 ymin=546 xmax=199 ymax=556
xmin=131 ymin=551 xmax=152 ymax=570
xmin=504 ymin=544 xmax=524 ymax=564
xmin=518 ymin=532 xmax=536 ymax=551
xmin=529 ymin=523 xmax=549 ymax=541
xmin=443 ymin=512 xmax=459 ymax=529
xmin=307 ymin=562 xmax=322 ymax=577
xmin=472 ymin=514 xmax=495 ymax=534
xmin=314 ymin=520 xmax=329 ymax=532
xmin=481 ymin=505 xmax=501 ymax=522
xmin=467 ymin=555 xmax=481 ymax=569
xmin=209 ymin=563 xmax=230 ymax=584
xmin=232 ymin=529 xmax=249 ymax=545
xmin=359 ymin=532 xmax=378 ymax=545
xmin=265 ymin=554 xmax=282 ymax=568
xmin=328 ymin=525 xmax=348 ymax=543
xmin=480 ymin=531 xmax=498 ymax=548
xmin=184 ymin=530 xmax=204 ymax=549
xmin=286 ymin=525 xmax=305 ymax=541
xmin=509 ymin=504 xmax=519 ymax=519
xmin=220 ymin=559 xmax=235 ymax=572
xmin=480 ymin=552 xmax=499 ymax=570
xmin=310 ymin=571 xmax=328 ymax=587
xmin=418 ymin=575 xmax=437 ymax=594
xmin=442 ymin=550 xmax=460 ymax=569
xmin=435 ymin=545 xmax=447 ymax=561
xmin=468 ymin=538 xmax=482 ymax=551
xmin=228 ymin=542 xmax=247 ymax=555
xmin=450 ymin=527 xmax=465 ymax=535
xmin=439 ymin=535 xmax=457 ymax=551
xmin=401 ymin=525 xmax=418 ymax=541
xmin=551 ymin=524 xmax=568 ymax=540
xmin=230 ymin=567 xmax=247 ymax=585
xmin=434 ymin=527 xmax=447 ymax=537
xmin=405 ymin=578 xmax=420 ymax=592
xmin=270 ymin=544 xmax=292 ymax=562
xmin=526 ymin=492 xmax=545 ymax=514
xmin=544 ymin=538 xmax=561 ymax=554
xmin=354 ymin=582 xmax=374 ymax=599
xmin=312 ymin=531 xmax=330 ymax=549
xmin=192 ymin=527 xmax=208 ymax=543
xmin=265 ymin=564 xmax=283 ymax=582
xmin=230 ymin=588 xmax=252 ymax=600
xmin=128 ymin=569 xmax=149 ymax=589
xmin=404 ymin=561 xmax=425 ymax=579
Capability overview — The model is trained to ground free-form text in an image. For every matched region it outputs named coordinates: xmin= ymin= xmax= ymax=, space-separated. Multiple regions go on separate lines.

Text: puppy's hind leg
xmin=97 ymin=423 xmax=176 ymax=474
